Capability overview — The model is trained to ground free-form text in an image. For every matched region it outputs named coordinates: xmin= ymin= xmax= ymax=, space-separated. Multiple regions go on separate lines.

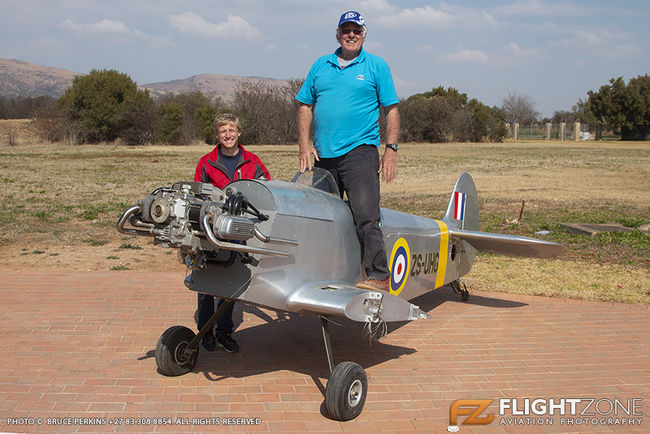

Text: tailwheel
xmin=325 ymin=361 xmax=368 ymax=421
xmin=155 ymin=325 xmax=198 ymax=376
xmin=451 ymin=280 xmax=470 ymax=302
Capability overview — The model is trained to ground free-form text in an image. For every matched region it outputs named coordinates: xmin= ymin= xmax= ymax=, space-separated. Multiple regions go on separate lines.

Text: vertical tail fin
xmin=443 ymin=172 xmax=479 ymax=231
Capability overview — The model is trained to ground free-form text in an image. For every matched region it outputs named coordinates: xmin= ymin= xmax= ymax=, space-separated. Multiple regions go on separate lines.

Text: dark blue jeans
xmin=197 ymin=294 xmax=234 ymax=337
xmin=315 ymin=145 xmax=390 ymax=280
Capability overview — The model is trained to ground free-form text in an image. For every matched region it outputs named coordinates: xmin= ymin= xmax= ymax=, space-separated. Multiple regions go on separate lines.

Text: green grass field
xmin=1 ymin=139 xmax=648 ymax=303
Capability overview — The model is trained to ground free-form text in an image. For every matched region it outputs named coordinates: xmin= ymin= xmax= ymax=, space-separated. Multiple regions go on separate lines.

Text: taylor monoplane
xmin=117 ymin=170 xmax=561 ymax=420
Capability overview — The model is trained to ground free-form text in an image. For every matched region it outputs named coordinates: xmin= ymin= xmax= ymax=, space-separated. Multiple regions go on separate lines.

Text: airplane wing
xmin=287 ymin=282 xmax=431 ymax=323
xmin=449 ymin=229 xmax=562 ymax=259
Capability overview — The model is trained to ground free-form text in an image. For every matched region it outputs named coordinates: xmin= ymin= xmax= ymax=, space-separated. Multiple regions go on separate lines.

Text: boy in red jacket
xmin=194 ymin=113 xmax=270 ymax=352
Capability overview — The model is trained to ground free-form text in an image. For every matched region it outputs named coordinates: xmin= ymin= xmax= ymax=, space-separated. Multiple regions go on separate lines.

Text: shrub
xmin=58 ymin=69 xmax=154 ymax=143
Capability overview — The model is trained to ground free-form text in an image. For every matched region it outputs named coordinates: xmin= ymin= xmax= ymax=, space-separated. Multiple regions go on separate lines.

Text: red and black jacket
xmin=194 ymin=145 xmax=271 ymax=189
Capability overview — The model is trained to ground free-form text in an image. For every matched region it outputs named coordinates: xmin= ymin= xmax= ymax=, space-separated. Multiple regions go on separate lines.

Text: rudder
xmin=443 ymin=172 xmax=479 ymax=231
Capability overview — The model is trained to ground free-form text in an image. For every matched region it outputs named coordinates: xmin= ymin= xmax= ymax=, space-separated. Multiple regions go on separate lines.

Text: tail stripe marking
xmin=454 ymin=191 xmax=466 ymax=220
xmin=435 ymin=220 xmax=449 ymax=289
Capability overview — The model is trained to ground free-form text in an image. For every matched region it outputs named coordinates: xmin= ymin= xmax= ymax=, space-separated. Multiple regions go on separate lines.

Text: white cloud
xmin=132 ymin=28 xmax=175 ymax=49
xmin=441 ymin=49 xmax=488 ymax=64
xmin=375 ymin=5 xmax=454 ymax=27
xmin=368 ymin=3 xmax=497 ymax=31
xmin=439 ymin=42 xmax=546 ymax=66
xmin=360 ymin=0 xmax=396 ymax=15
xmin=60 ymin=18 xmax=130 ymax=35
xmin=556 ymin=29 xmax=642 ymax=60
xmin=492 ymin=0 xmax=588 ymax=18
xmin=614 ymin=43 xmax=642 ymax=57
xmin=168 ymin=12 xmax=261 ymax=40
xmin=503 ymin=42 xmax=541 ymax=59
xmin=59 ymin=18 xmax=173 ymax=48
xmin=574 ymin=30 xmax=601 ymax=45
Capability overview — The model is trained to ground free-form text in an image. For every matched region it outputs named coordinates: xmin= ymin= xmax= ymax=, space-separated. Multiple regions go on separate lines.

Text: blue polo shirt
xmin=296 ymin=47 xmax=399 ymax=158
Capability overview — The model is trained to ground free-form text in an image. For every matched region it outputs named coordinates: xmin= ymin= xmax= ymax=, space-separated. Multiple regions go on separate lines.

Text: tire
xmin=155 ymin=325 xmax=198 ymax=376
xmin=325 ymin=361 xmax=368 ymax=421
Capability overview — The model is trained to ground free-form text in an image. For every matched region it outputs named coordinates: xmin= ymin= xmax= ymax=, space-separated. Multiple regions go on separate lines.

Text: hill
xmin=0 ymin=58 xmax=80 ymax=97
xmin=141 ymin=74 xmax=288 ymax=102
xmin=0 ymin=58 xmax=288 ymax=101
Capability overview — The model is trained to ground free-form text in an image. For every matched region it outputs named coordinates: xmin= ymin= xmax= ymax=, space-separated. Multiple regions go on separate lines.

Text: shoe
xmin=200 ymin=333 xmax=216 ymax=352
xmin=216 ymin=333 xmax=240 ymax=353
xmin=356 ymin=278 xmax=390 ymax=292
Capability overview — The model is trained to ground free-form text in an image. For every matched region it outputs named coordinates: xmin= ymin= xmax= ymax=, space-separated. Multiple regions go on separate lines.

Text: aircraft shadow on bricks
xmin=118 ymin=170 xmax=561 ymax=421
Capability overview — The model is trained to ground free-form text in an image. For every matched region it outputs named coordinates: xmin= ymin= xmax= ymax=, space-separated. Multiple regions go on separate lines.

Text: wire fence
xmin=506 ymin=122 xmax=621 ymax=141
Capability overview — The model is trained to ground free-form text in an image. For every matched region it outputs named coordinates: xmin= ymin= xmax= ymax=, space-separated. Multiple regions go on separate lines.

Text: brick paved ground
xmin=0 ymin=271 xmax=648 ymax=433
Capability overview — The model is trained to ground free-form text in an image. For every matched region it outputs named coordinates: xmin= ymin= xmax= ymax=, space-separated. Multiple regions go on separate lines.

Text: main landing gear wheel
xmin=155 ymin=325 xmax=198 ymax=376
xmin=325 ymin=361 xmax=368 ymax=421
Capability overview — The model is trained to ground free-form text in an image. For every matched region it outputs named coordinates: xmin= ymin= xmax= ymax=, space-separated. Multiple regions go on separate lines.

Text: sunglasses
xmin=340 ymin=27 xmax=363 ymax=35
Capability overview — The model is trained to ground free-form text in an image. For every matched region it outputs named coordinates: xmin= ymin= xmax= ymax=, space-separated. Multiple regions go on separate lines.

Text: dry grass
xmin=0 ymin=138 xmax=648 ymax=303
xmin=466 ymin=257 xmax=649 ymax=304
xmin=0 ymin=119 xmax=42 ymax=146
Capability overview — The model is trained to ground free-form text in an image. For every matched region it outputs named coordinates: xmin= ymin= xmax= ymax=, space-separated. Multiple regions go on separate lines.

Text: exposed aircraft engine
xmin=117 ymin=180 xmax=291 ymax=272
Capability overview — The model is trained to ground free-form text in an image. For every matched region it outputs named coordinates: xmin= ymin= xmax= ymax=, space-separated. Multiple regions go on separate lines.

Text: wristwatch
xmin=386 ymin=143 xmax=399 ymax=152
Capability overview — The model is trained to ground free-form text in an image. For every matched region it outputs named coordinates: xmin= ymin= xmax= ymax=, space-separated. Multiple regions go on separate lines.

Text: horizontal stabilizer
xmin=449 ymin=229 xmax=562 ymax=259
xmin=288 ymin=283 xmax=431 ymax=323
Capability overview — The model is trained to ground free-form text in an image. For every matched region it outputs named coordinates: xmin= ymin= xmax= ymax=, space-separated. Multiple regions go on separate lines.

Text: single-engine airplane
xmin=117 ymin=170 xmax=561 ymax=420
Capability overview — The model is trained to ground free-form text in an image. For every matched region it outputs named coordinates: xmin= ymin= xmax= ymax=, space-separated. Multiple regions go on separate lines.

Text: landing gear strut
xmin=155 ymin=299 xmax=234 ymax=376
xmin=321 ymin=317 xmax=368 ymax=421
xmin=451 ymin=280 xmax=470 ymax=302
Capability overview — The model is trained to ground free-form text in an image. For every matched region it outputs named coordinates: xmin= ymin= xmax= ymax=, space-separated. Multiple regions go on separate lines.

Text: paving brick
xmin=0 ymin=271 xmax=648 ymax=432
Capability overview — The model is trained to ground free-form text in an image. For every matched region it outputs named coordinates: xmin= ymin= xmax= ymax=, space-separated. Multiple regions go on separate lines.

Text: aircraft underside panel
xmin=288 ymin=282 xmax=431 ymax=322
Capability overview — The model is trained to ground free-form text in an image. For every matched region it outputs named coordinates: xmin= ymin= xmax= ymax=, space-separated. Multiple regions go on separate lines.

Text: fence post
xmin=560 ymin=122 xmax=566 ymax=141
xmin=514 ymin=123 xmax=519 ymax=141
xmin=546 ymin=123 xmax=551 ymax=140
xmin=575 ymin=121 xmax=581 ymax=141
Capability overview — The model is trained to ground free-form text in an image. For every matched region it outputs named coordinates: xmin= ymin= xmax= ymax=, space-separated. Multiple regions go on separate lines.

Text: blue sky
xmin=1 ymin=0 xmax=648 ymax=117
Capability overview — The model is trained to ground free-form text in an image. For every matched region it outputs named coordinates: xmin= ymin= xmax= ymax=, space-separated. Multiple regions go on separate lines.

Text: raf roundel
xmin=389 ymin=238 xmax=411 ymax=296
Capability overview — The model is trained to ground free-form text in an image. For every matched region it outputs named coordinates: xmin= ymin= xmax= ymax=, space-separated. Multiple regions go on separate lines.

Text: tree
xmin=550 ymin=110 xmax=577 ymax=125
xmin=156 ymin=91 xmax=224 ymax=145
xmin=156 ymin=102 xmax=184 ymax=144
xmin=0 ymin=96 xmax=58 ymax=119
xmin=400 ymin=94 xmax=453 ymax=142
xmin=501 ymin=92 xmax=539 ymax=124
xmin=587 ymin=75 xmax=650 ymax=140
xmin=466 ymin=99 xmax=507 ymax=143
xmin=31 ymin=97 xmax=66 ymax=142
xmin=278 ymin=78 xmax=304 ymax=144
xmin=194 ymin=104 xmax=218 ymax=144
xmin=233 ymin=80 xmax=298 ymax=144
xmin=118 ymin=91 xmax=157 ymax=145
xmin=399 ymin=86 xmax=506 ymax=143
xmin=427 ymin=86 xmax=468 ymax=109
xmin=58 ymin=69 xmax=154 ymax=143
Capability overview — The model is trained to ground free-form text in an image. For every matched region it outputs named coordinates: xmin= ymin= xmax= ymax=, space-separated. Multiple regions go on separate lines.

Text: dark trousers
xmin=197 ymin=294 xmax=234 ymax=337
xmin=315 ymin=145 xmax=390 ymax=280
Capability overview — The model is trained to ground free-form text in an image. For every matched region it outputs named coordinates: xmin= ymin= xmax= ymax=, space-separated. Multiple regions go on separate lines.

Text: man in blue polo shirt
xmin=296 ymin=10 xmax=400 ymax=292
